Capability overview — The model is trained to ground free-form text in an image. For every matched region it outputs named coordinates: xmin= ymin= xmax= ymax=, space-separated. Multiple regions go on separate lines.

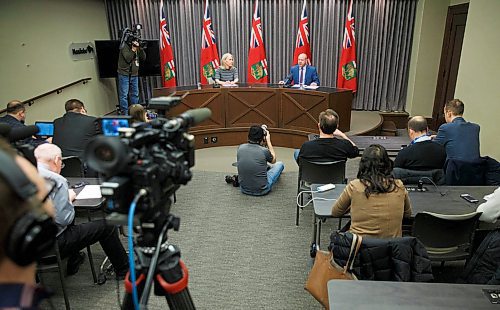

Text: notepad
xmin=75 ymin=185 xmax=102 ymax=200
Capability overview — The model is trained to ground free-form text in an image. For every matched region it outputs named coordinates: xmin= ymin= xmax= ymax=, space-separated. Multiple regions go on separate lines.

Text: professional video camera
xmin=119 ymin=23 xmax=147 ymax=49
xmin=0 ymin=123 xmax=39 ymax=165
xmin=84 ymin=101 xmax=210 ymax=309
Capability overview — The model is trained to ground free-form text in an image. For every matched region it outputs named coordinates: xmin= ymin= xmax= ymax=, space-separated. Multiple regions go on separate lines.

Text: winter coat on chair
xmin=329 ymin=231 xmax=434 ymax=282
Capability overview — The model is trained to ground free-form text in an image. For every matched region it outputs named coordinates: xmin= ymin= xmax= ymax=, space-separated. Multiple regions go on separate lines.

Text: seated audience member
xmin=34 ymin=143 xmax=128 ymax=278
xmin=0 ymin=100 xmax=26 ymax=128
xmin=331 ymin=144 xmax=412 ymax=238
xmin=129 ymin=104 xmax=148 ymax=123
xmin=393 ymin=116 xmax=446 ymax=184
xmin=477 ymin=186 xmax=500 ymax=223
xmin=215 ymin=53 xmax=238 ymax=85
xmin=0 ymin=140 xmax=56 ymax=308
xmin=237 ymin=125 xmax=284 ymax=196
xmin=279 ymin=53 xmax=320 ymax=86
xmin=295 ymin=109 xmax=358 ymax=163
xmin=433 ymin=99 xmax=480 ymax=161
xmin=52 ymin=99 xmax=101 ymax=159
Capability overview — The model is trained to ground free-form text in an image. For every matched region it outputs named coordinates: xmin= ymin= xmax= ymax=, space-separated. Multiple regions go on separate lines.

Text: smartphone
xmin=71 ymin=181 xmax=88 ymax=189
xmin=460 ymin=193 xmax=479 ymax=203
xmin=100 ymin=116 xmax=131 ymax=137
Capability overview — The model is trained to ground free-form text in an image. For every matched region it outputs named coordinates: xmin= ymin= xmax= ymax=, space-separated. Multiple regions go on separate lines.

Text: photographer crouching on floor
xmin=117 ymin=24 xmax=147 ymax=115
xmin=233 ymin=125 xmax=285 ymax=196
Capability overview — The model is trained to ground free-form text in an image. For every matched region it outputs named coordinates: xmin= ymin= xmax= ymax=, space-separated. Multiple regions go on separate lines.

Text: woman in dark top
xmin=215 ymin=53 xmax=238 ymax=85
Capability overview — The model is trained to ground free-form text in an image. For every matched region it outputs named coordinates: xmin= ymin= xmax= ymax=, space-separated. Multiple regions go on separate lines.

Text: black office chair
xmin=37 ymin=243 xmax=70 ymax=309
xmin=296 ymin=159 xmax=347 ymax=226
xmin=412 ymin=211 xmax=482 ymax=267
xmin=61 ymin=156 xmax=84 ymax=178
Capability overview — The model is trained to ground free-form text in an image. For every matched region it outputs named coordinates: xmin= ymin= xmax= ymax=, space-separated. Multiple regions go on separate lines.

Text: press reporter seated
xmin=34 ymin=143 xmax=129 ymax=278
xmin=0 ymin=140 xmax=57 ymax=308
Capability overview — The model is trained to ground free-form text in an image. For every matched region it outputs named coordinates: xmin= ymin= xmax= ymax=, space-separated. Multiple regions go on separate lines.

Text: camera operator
xmin=117 ymin=39 xmax=146 ymax=115
xmin=0 ymin=139 xmax=56 ymax=308
xmin=236 ymin=125 xmax=285 ymax=196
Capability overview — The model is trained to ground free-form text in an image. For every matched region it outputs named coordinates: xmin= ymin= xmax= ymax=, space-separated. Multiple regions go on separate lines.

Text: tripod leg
xmin=156 ymin=259 xmax=195 ymax=310
xmin=165 ymin=287 xmax=195 ymax=310
xmin=122 ymin=272 xmax=146 ymax=310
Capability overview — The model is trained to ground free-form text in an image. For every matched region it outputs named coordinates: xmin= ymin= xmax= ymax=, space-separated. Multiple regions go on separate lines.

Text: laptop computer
xmin=35 ymin=121 xmax=54 ymax=139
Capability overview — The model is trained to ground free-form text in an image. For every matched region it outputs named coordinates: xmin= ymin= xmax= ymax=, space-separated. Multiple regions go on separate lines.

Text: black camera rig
xmin=119 ymin=23 xmax=147 ymax=49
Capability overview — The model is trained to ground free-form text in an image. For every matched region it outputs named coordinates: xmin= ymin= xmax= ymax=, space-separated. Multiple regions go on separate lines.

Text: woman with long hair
xmin=214 ymin=53 xmax=238 ymax=85
xmin=128 ymin=104 xmax=147 ymax=123
xmin=331 ymin=144 xmax=412 ymax=238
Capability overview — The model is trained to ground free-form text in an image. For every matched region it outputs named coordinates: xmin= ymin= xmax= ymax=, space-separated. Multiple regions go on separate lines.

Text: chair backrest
xmin=392 ymin=168 xmax=445 ymax=185
xmin=61 ymin=156 xmax=84 ymax=178
xmin=298 ymin=159 xmax=346 ymax=185
xmin=445 ymin=158 xmax=485 ymax=185
xmin=412 ymin=211 xmax=482 ymax=250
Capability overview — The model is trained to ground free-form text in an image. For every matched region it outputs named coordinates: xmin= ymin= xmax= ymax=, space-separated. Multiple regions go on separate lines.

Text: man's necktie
xmin=300 ymin=68 xmax=304 ymax=84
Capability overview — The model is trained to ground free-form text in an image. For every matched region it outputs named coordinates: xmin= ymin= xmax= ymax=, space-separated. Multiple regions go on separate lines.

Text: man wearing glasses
xmin=34 ymin=143 xmax=129 ymax=278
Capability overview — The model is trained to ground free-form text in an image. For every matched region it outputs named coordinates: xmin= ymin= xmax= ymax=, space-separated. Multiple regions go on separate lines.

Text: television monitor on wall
xmin=94 ymin=40 xmax=160 ymax=78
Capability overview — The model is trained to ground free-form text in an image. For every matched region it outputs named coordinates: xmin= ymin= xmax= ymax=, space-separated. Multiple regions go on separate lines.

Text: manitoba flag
xmin=200 ymin=0 xmax=220 ymax=85
xmin=337 ymin=0 xmax=357 ymax=92
xmin=293 ymin=0 xmax=311 ymax=65
xmin=160 ymin=0 xmax=176 ymax=87
xmin=247 ymin=0 xmax=269 ymax=83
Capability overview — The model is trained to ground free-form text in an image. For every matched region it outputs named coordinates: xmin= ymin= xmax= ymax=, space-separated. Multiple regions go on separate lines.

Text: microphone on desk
xmin=419 ymin=177 xmax=446 ymax=196
xmin=282 ymin=74 xmax=292 ymax=87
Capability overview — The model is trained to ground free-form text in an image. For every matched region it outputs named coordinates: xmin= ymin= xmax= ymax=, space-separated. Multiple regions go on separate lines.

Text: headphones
xmin=0 ymin=151 xmax=57 ymax=266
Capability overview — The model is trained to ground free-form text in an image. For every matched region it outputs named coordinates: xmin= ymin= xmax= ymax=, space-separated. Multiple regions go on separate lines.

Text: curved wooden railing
xmin=0 ymin=77 xmax=91 ymax=114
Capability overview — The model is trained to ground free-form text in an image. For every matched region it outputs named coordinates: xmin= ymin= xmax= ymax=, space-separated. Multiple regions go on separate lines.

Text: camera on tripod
xmin=119 ymin=23 xmax=147 ymax=49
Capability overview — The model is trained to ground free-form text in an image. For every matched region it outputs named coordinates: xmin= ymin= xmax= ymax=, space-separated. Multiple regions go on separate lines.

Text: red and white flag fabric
xmin=293 ymin=0 xmax=311 ymax=65
xmin=247 ymin=0 xmax=269 ymax=83
xmin=200 ymin=0 xmax=220 ymax=85
xmin=159 ymin=0 xmax=176 ymax=87
xmin=337 ymin=0 xmax=358 ymax=92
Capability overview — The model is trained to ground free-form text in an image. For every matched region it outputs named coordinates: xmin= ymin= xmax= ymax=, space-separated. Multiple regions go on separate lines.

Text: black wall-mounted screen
xmin=94 ymin=40 xmax=161 ymax=78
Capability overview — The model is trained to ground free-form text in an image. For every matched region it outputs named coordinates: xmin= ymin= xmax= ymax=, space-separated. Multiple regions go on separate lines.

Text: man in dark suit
xmin=433 ymin=99 xmax=480 ymax=162
xmin=395 ymin=116 xmax=446 ymax=170
xmin=0 ymin=100 xmax=26 ymax=129
xmin=280 ymin=53 xmax=320 ymax=86
xmin=52 ymin=99 xmax=101 ymax=159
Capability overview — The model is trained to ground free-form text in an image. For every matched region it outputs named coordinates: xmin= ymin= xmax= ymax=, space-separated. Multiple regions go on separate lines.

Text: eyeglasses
xmin=41 ymin=179 xmax=57 ymax=204
xmin=61 ymin=162 xmax=65 ymax=169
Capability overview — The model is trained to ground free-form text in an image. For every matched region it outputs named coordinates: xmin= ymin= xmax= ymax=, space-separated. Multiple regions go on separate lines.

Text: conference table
xmin=152 ymin=84 xmax=353 ymax=149
xmin=348 ymin=135 xmax=410 ymax=152
xmin=327 ymin=280 xmax=500 ymax=309
xmin=310 ymin=184 xmax=497 ymax=247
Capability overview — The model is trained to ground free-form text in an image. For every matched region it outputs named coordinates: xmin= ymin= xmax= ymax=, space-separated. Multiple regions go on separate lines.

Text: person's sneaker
xmin=66 ymin=251 xmax=86 ymax=276
xmin=232 ymin=175 xmax=239 ymax=187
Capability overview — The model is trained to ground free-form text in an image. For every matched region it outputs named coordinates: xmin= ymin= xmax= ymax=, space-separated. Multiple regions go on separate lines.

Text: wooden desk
xmin=328 ymin=280 xmax=500 ymax=309
xmin=153 ymin=84 xmax=353 ymax=149
xmin=328 ymin=280 xmax=500 ymax=310
xmin=311 ymin=184 xmax=497 ymax=247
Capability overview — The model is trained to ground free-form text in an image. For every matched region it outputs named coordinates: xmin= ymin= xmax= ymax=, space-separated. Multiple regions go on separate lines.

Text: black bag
xmin=459 ymin=229 xmax=500 ymax=284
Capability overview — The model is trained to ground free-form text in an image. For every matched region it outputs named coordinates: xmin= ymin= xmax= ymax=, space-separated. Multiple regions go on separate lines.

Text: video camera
xmin=84 ymin=104 xmax=211 ymax=223
xmin=119 ymin=23 xmax=147 ymax=49
xmin=0 ymin=123 xmax=39 ymax=165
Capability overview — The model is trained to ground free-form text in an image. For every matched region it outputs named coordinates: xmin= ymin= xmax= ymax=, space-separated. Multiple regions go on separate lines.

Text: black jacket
xmin=53 ymin=112 xmax=100 ymax=159
xmin=329 ymin=232 xmax=433 ymax=282
xmin=459 ymin=229 xmax=500 ymax=284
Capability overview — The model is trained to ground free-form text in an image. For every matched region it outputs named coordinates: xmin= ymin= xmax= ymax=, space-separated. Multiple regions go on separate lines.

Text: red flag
xmin=160 ymin=1 xmax=177 ymax=87
xmin=337 ymin=0 xmax=358 ymax=92
xmin=293 ymin=0 xmax=311 ymax=65
xmin=247 ymin=0 xmax=269 ymax=84
xmin=200 ymin=0 xmax=220 ymax=85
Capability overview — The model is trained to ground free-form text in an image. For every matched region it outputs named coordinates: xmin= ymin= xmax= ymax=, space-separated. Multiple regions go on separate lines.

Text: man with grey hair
xmin=394 ymin=116 xmax=446 ymax=171
xmin=34 ymin=143 xmax=128 ymax=278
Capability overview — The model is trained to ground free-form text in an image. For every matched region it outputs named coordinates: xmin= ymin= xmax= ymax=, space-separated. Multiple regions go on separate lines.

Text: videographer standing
xmin=237 ymin=125 xmax=285 ymax=196
xmin=117 ymin=40 xmax=146 ymax=115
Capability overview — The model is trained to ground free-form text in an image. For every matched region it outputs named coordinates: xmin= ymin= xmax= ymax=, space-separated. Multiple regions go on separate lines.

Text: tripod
xmin=122 ymin=213 xmax=195 ymax=309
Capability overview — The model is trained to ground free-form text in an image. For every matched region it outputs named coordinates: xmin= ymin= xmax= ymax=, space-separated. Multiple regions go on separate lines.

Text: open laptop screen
xmin=35 ymin=121 xmax=54 ymax=138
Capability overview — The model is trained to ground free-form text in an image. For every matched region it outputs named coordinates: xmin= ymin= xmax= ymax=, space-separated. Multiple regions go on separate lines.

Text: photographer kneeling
xmin=34 ymin=143 xmax=129 ymax=279
xmin=236 ymin=125 xmax=285 ymax=196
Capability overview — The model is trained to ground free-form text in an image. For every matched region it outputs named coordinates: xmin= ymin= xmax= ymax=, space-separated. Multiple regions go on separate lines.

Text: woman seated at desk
xmin=331 ymin=144 xmax=412 ymax=238
xmin=215 ymin=53 xmax=238 ymax=85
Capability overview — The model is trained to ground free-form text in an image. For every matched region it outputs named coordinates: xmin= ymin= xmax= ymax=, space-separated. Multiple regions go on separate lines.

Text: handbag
xmin=304 ymin=233 xmax=363 ymax=309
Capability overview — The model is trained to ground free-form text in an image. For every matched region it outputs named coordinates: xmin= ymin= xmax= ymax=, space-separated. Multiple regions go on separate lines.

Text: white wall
xmin=454 ymin=0 xmax=500 ymax=159
xmin=0 ymin=0 xmax=116 ymax=125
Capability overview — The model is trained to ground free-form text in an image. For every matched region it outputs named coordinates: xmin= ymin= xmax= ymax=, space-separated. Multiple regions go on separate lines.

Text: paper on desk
xmin=76 ymin=185 xmax=102 ymax=199
xmin=305 ymin=85 xmax=319 ymax=90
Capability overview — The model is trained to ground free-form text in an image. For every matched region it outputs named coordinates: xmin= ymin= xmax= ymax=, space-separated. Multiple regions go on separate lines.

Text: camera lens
xmin=94 ymin=144 xmax=115 ymax=162
xmin=84 ymin=136 xmax=129 ymax=176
